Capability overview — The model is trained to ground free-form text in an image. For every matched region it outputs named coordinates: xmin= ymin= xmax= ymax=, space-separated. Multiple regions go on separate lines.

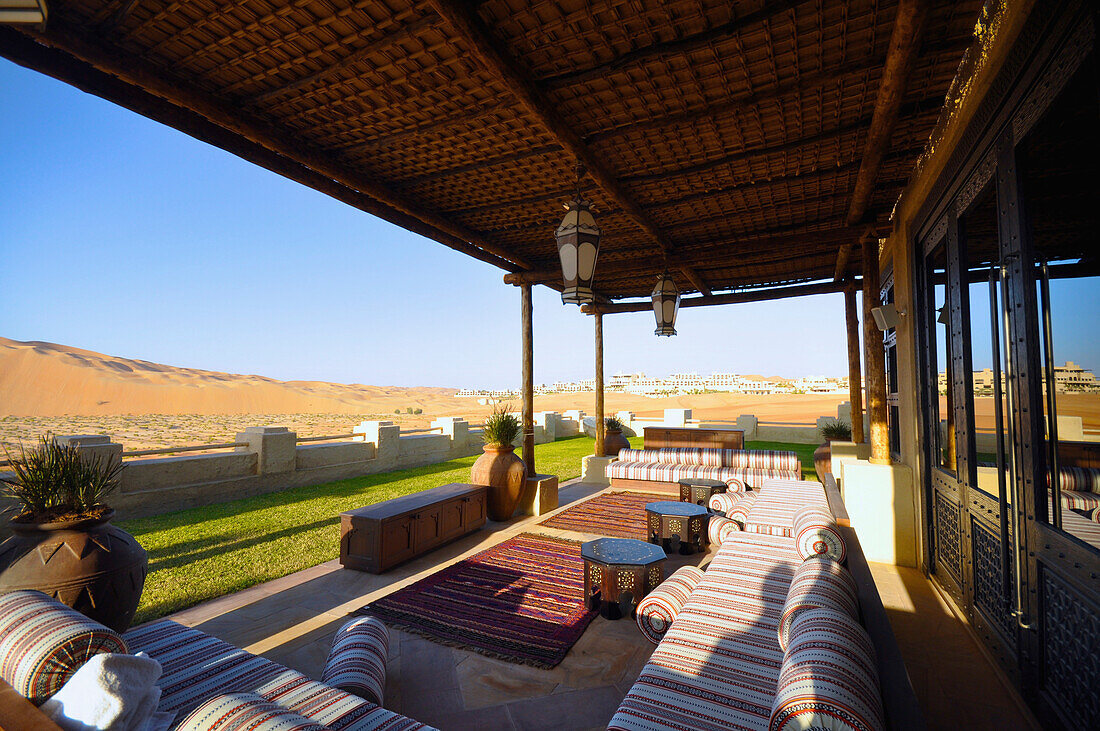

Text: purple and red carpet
xmin=537 ymin=491 xmax=664 ymax=539
xmin=361 ymin=533 xmax=596 ymax=668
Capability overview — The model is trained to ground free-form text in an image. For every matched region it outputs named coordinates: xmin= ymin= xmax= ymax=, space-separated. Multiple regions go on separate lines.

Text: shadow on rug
xmin=537 ymin=491 xmax=665 ymax=539
xmin=360 ymin=533 xmax=596 ymax=669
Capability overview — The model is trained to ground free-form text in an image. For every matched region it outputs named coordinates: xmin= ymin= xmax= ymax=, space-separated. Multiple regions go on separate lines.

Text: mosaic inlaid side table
xmin=580 ymin=538 xmax=667 ymax=620
xmin=646 ymin=501 xmax=710 ymax=555
xmin=677 ymin=477 xmax=729 ymax=507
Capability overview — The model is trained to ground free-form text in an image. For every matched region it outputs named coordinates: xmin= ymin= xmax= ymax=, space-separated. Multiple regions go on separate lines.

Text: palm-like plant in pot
xmin=471 ymin=405 xmax=528 ymax=521
xmin=602 ymin=416 xmax=630 ymax=457
xmin=0 ymin=437 xmax=148 ymax=632
xmin=814 ymin=418 xmax=853 ymax=483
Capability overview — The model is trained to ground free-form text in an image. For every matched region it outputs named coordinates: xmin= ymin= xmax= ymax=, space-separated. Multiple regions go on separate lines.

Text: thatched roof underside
xmin=2 ymin=0 xmax=982 ymax=300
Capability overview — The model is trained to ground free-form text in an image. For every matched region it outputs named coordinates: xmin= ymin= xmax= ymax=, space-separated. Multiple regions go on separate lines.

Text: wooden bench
xmin=643 ymin=426 xmax=744 ymax=449
xmin=340 ymin=483 xmax=487 ymax=573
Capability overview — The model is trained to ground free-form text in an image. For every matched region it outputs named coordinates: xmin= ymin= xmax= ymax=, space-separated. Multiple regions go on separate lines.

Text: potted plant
xmin=0 ymin=436 xmax=148 ymax=632
xmin=603 ymin=416 xmax=630 ymax=457
xmin=814 ymin=418 xmax=852 ymax=483
xmin=471 ymin=405 xmax=527 ymax=521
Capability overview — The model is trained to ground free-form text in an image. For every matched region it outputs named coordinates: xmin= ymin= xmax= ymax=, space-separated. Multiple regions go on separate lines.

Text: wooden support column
xmin=594 ymin=312 xmax=605 ymax=457
xmin=862 ymin=239 xmax=890 ymax=463
xmin=521 ymin=284 xmax=535 ymax=476
xmin=845 ymin=284 xmax=865 ymax=444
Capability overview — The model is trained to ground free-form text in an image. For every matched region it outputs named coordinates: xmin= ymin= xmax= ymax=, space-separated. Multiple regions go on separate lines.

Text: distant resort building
xmin=938 ymin=361 xmax=1097 ymax=395
xmin=460 ymin=371 xmax=852 ymax=397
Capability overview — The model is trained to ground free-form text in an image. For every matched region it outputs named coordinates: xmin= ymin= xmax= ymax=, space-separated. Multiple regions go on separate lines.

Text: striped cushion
xmin=770 ymin=609 xmax=883 ymax=731
xmin=618 ymin=448 xmax=801 ymax=471
xmin=609 ymin=532 xmax=800 ymax=730
xmin=727 ymin=491 xmax=760 ymax=527
xmin=635 ymin=566 xmax=706 ymax=644
xmin=1061 ymin=489 xmax=1100 ymax=517
xmin=320 ymin=616 xmax=388 ymax=705
xmin=778 ymin=557 xmax=859 ymax=651
xmin=123 ymin=620 xmax=430 ymax=730
xmin=0 ymin=590 xmax=129 ymax=704
xmin=707 ymin=515 xmax=741 ymax=546
xmin=177 ymin=693 xmax=327 ymax=731
xmin=1048 ymin=466 xmax=1100 ymax=493
xmin=608 ymin=461 xmax=799 ymax=492
xmin=793 ymin=504 xmax=846 ymax=563
xmin=708 ymin=491 xmax=740 ymax=514
xmin=745 ymin=480 xmax=830 ymax=537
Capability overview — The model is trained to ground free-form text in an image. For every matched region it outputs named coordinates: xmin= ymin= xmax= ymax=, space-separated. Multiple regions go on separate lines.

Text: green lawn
xmin=121 ymin=434 xmax=813 ymax=624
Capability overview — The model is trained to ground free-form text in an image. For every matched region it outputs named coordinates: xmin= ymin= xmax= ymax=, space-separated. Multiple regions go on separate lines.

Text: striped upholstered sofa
xmin=607 ymin=447 xmax=801 ymax=493
xmin=0 ymin=590 xmax=432 ymax=730
xmin=617 ymin=479 xmax=888 ymax=730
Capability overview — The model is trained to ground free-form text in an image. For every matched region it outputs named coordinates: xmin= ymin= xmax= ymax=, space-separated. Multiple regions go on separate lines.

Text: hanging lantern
xmin=555 ymin=166 xmax=600 ymax=305
xmin=652 ymin=271 xmax=680 ymax=336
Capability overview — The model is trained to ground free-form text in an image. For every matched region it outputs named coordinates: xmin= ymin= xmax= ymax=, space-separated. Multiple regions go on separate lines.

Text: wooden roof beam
xmin=428 ymin=0 xmax=710 ymax=295
xmin=833 ymin=244 xmax=852 ymax=281
xmin=16 ymin=20 xmax=534 ymax=272
xmin=847 ymin=0 xmax=930 ymax=225
xmin=541 ymin=0 xmax=806 ymax=87
xmin=581 ymin=280 xmax=849 ymax=314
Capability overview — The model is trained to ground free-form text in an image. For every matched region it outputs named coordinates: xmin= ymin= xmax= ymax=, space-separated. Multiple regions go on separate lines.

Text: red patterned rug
xmin=537 ymin=491 xmax=665 ymax=539
xmin=361 ymin=533 xmax=596 ymax=668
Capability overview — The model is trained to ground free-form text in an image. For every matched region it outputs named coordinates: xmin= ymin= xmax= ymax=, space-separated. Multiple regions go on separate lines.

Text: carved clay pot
xmin=814 ymin=439 xmax=836 ymax=483
xmin=0 ymin=510 xmax=148 ymax=633
xmin=603 ymin=429 xmax=631 ymax=458
xmin=471 ymin=444 xmax=527 ymax=521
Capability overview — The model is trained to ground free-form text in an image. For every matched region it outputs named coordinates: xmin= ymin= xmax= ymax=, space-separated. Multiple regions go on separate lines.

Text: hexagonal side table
xmin=646 ymin=501 xmax=710 ymax=555
xmin=677 ymin=478 xmax=728 ymax=507
xmin=580 ymin=538 xmax=667 ymax=620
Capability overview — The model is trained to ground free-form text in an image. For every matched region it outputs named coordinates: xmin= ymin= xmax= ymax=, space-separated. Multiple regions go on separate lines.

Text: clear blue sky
xmin=2 ymin=58 xmax=1094 ymax=389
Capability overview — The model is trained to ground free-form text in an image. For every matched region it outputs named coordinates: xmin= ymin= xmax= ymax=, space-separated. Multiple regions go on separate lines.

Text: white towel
xmin=41 ymin=652 xmax=163 ymax=731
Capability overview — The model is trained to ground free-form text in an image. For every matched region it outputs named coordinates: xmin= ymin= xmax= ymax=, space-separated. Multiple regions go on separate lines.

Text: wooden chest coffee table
xmin=340 ymin=483 xmax=487 ymax=573
xmin=646 ymin=501 xmax=710 ymax=554
xmin=581 ymin=538 xmax=666 ymax=620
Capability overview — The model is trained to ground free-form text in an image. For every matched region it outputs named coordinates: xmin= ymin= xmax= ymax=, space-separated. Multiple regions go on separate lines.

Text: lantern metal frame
xmin=652 ymin=271 xmax=681 ymax=336
xmin=554 ymin=166 xmax=600 ymax=306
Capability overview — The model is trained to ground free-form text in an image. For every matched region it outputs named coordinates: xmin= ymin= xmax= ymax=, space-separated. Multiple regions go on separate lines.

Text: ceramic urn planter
xmin=603 ymin=428 xmax=631 ymax=458
xmin=0 ymin=509 xmax=148 ymax=633
xmin=471 ymin=444 xmax=527 ymax=521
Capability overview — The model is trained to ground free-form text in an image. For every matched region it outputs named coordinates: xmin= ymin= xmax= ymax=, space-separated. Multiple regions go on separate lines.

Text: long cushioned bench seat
xmin=615 ymin=480 xmax=885 ymax=730
xmin=124 ymin=620 xmax=431 ymax=730
xmin=608 ymin=448 xmax=802 ymax=492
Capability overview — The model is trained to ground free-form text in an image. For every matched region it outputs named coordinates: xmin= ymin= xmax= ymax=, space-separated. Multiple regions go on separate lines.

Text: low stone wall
xmin=0 ymin=412 xmax=584 ymax=527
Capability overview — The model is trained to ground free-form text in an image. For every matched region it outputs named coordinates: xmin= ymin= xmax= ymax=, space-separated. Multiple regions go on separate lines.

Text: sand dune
xmin=0 ymin=336 xmax=853 ymax=426
xmin=0 ymin=337 xmax=461 ymax=416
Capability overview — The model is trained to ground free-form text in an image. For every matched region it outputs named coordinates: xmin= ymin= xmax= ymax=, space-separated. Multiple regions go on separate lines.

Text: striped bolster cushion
xmin=793 ymin=504 xmax=846 ymax=563
xmin=708 ymin=491 xmax=740 ymax=514
xmin=1048 ymin=466 xmax=1100 ymax=493
xmin=727 ymin=491 xmax=760 ymax=526
xmin=320 ymin=616 xmax=388 ymax=706
xmin=0 ymin=590 xmax=129 ymax=705
xmin=1061 ymin=490 xmax=1100 ymax=517
xmin=635 ymin=566 xmax=706 ymax=644
xmin=770 ymin=608 xmax=884 ymax=731
xmin=176 ymin=692 xmax=327 ymax=731
xmin=778 ymin=557 xmax=859 ymax=651
xmin=707 ymin=515 xmax=741 ymax=546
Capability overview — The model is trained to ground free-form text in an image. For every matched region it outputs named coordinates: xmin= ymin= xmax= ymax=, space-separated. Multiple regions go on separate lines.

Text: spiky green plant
xmin=1 ymin=436 xmax=122 ymax=521
xmin=605 ymin=416 xmax=624 ymax=430
xmin=819 ymin=418 xmax=852 ymax=441
xmin=482 ymin=404 xmax=521 ymax=446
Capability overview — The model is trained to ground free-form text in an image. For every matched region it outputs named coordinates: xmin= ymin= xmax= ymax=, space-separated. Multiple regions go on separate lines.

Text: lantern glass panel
xmin=559 ymin=243 xmax=578 ymax=280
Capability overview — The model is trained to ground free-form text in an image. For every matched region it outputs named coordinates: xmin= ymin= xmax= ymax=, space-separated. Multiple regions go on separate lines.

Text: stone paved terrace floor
xmin=164 ymin=480 xmax=1041 ymax=730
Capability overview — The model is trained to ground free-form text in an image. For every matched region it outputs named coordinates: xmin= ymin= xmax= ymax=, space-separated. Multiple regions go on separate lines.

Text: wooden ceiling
xmin=0 ymin=0 xmax=982 ymax=300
